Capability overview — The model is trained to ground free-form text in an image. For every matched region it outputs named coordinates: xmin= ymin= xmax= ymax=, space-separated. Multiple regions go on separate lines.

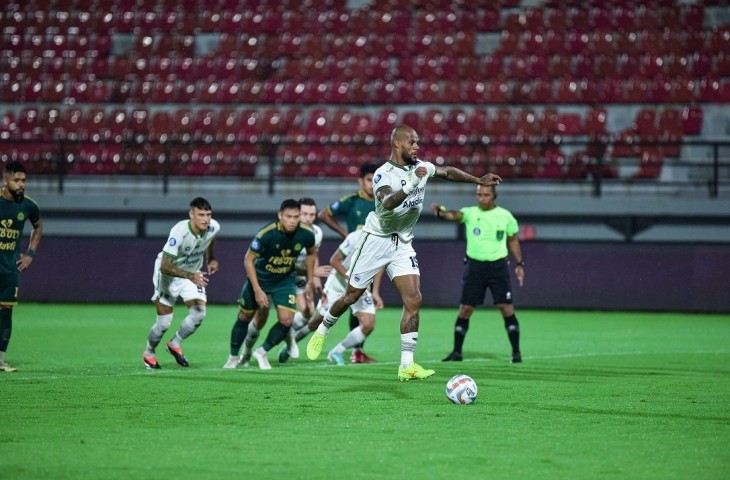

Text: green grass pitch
xmin=2 ymin=304 xmax=729 ymax=479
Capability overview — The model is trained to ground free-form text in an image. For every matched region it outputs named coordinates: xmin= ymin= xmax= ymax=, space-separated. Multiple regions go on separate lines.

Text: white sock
xmin=244 ymin=324 xmax=260 ymax=348
xmin=292 ymin=311 xmax=307 ymax=329
xmin=339 ymin=326 xmax=366 ymax=350
xmin=294 ymin=324 xmax=311 ymax=341
xmin=400 ymin=332 xmax=418 ymax=368
xmin=316 ymin=322 xmax=330 ymax=335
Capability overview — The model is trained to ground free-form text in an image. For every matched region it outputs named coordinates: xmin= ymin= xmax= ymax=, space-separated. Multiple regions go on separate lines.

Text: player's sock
xmin=244 ymin=324 xmax=260 ymax=348
xmin=147 ymin=313 xmax=172 ymax=351
xmin=453 ymin=317 xmax=470 ymax=353
xmin=0 ymin=308 xmax=12 ymax=354
xmin=320 ymin=311 xmax=339 ymax=331
xmin=230 ymin=318 xmax=249 ymax=356
xmin=292 ymin=311 xmax=307 ymax=330
xmin=261 ymin=322 xmax=289 ymax=351
xmin=348 ymin=311 xmax=364 ymax=350
xmin=400 ymin=332 xmax=418 ymax=368
xmin=294 ymin=324 xmax=312 ymax=342
xmin=339 ymin=326 xmax=366 ymax=350
xmin=504 ymin=314 xmax=521 ymax=355
xmin=172 ymin=305 xmax=206 ymax=345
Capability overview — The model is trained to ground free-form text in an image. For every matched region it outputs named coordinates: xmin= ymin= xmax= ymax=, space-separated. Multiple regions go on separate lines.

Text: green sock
xmin=230 ymin=319 xmax=249 ymax=356
xmin=262 ymin=322 xmax=289 ymax=351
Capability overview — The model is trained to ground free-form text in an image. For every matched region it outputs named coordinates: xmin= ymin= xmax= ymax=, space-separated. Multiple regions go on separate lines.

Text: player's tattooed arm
xmin=435 ymin=166 xmax=501 ymax=186
xmin=160 ymin=254 xmax=194 ymax=280
xmin=379 ymin=186 xmax=408 ymax=210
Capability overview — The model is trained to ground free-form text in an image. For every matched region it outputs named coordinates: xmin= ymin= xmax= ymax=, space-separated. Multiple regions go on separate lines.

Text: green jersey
xmin=0 ymin=195 xmax=41 ymax=273
xmin=460 ymin=205 xmax=518 ymax=262
xmin=248 ymin=221 xmax=316 ymax=287
xmin=327 ymin=191 xmax=375 ymax=233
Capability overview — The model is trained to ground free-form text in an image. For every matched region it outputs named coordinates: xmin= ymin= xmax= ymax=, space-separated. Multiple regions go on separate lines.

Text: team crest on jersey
xmin=17 ymin=212 xmax=25 ymax=221
xmin=168 ymin=238 xmax=177 ymax=246
xmin=294 ymin=243 xmax=302 ymax=251
xmin=496 ymin=230 xmax=505 ymax=240
xmin=473 ymin=227 xmax=481 ymax=236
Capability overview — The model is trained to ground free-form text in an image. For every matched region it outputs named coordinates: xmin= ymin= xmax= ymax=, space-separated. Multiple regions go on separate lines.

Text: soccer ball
xmin=445 ymin=374 xmax=478 ymax=405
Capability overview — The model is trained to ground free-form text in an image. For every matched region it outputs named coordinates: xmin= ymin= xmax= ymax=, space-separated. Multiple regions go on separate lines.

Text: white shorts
xmin=152 ymin=258 xmax=207 ymax=307
xmin=348 ymin=233 xmax=419 ymax=290
xmin=317 ymin=287 xmax=376 ymax=317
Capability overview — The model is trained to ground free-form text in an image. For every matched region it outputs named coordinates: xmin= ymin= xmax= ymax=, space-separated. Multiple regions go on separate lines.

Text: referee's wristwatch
xmin=516 ymin=261 xmax=525 ymax=267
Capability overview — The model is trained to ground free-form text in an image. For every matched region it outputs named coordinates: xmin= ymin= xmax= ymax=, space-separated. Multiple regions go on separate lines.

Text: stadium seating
xmin=0 ymin=1 xmax=725 ymax=180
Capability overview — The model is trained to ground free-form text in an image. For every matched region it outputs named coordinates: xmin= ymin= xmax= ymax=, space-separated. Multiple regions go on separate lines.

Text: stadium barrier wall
xmin=20 ymin=238 xmax=730 ymax=313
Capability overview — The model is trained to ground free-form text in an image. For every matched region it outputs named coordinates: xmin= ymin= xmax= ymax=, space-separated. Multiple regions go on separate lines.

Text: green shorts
xmin=0 ymin=272 xmax=20 ymax=307
xmin=238 ymin=278 xmax=297 ymax=313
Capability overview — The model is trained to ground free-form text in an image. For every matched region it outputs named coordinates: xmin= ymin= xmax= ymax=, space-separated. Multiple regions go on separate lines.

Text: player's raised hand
xmin=478 ymin=172 xmax=502 ymax=186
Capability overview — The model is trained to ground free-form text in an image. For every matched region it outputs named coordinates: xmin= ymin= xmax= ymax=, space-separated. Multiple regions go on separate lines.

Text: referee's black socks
xmin=453 ymin=317 xmax=470 ymax=353
xmin=504 ymin=314 xmax=520 ymax=355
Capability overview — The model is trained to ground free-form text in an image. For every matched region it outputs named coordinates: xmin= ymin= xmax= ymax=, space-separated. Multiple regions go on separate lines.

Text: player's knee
xmin=499 ymin=304 xmax=514 ymax=317
xmin=403 ymin=291 xmax=422 ymax=310
xmin=343 ymin=291 xmax=364 ymax=305
xmin=188 ymin=305 xmax=206 ymax=326
xmin=360 ymin=318 xmax=375 ymax=335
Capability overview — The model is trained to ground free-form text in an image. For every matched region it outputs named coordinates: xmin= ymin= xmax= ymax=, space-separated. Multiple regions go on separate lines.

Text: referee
xmin=432 ymin=184 xmax=524 ymax=363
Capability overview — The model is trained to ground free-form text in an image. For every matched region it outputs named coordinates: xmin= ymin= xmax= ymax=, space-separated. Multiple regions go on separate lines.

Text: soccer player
xmin=142 ymin=197 xmax=220 ymax=369
xmin=224 ymin=199 xmax=317 ymax=370
xmin=282 ymin=227 xmax=383 ymax=365
xmin=317 ymin=163 xmax=380 ymax=363
xmin=306 ymin=125 xmax=502 ymax=381
xmin=279 ymin=198 xmax=330 ymax=361
xmin=0 ymin=162 xmax=42 ymax=373
xmin=433 ymin=185 xmax=525 ymax=363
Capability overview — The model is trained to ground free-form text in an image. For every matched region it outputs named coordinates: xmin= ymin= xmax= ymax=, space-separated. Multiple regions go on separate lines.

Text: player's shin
xmin=229 ymin=318 xmax=249 ymax=356
xmin=339 ymin=326 xmax=366 ymax=350
xmin=261 ymin=322 xmax=289 ymax=351
xmin=172 ymin=305 xmax=206 ymax=345
xmin=147 ymin=313 xmax=172 ymax=353
xmin=400 ymin=332 xmax=418 ymax=368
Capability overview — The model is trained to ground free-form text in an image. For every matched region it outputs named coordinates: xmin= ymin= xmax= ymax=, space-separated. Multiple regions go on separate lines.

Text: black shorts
xmin=460 ymin=257 xmax=513 ymax=306
xmin=0 ymin=272 xmax=19 ymax=307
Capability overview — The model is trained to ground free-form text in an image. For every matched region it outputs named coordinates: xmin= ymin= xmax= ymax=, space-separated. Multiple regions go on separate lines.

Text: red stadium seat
xmin=538 ymin=148 xmax=566 ymax=179
xmin=681 ymin=106 xmax=703 ymax=135
xmin=634 ymin=109 xmax=659 ymax=140
xmin=633 ymin=150 xmax=663 ymax=179
xmin=237 ymin=109 xmax=261 ymax=143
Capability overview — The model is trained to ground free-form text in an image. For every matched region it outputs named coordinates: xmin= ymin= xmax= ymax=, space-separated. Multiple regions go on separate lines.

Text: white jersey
xmin=295 ymin=223 xmax=322 ymax=275
xmin=364 ymin=160 xmax=433 ymax=243
xmin=156 ymin=218 xmax=221 ymax=273
xmin=323 ymin=229 xmax=363 ymax=294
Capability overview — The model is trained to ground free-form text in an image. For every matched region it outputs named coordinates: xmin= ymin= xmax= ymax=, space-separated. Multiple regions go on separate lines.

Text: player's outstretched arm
xmin=431 ymin=203 xmax=463 ymax=222
xmin=318 ymin=208 xmax=348 ymax=238
xmin=434 ymin=165 xmax=502 ymax=186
